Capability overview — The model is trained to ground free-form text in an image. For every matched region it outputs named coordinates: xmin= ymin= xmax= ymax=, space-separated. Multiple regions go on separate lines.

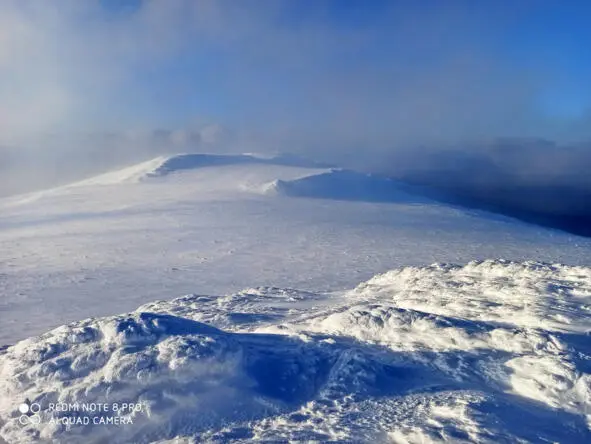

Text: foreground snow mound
xmin=0 ymin=312 xmax=344 ymax=443
xmin=1 ymin=260 xmax=590 ymax=443
xmin=352 ymin=259 xmax=591 ymax=332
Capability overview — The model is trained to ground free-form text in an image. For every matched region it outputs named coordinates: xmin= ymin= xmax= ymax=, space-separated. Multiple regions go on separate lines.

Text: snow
xmin=2 ymin=154 xmax=591 ymax=348
xmin=1 ymin=153 xmax=591 ymax=442
xmin=1 ymin=260 xmax=590 ymax=443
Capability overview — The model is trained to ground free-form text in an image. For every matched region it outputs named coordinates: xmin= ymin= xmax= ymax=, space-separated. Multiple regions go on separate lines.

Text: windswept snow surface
xmin=1 ymin=155 xmax=591 ymax=442
xmin=1 ymin=153 xmax=591 ymax=347
xmin=1 ymin=260 xmax=590 ymax=443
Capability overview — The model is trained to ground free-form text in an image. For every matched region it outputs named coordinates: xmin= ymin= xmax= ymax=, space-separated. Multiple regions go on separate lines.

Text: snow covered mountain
xmin=1 ymin=153 xmax=590 ymax=443
xmin=1 ymin=261 xmax=590 ymax=443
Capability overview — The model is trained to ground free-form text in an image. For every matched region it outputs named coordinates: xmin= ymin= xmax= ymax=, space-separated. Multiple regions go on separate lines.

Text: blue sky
xmin=1 ymin=0 xmax=591 ymax=148
xmin=501 ymin=1 xmax=591 ymax=119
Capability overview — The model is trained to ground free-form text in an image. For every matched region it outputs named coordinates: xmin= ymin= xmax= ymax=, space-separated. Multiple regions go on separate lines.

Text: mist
xmin=1 ymin=1 xmax=590 ymax=234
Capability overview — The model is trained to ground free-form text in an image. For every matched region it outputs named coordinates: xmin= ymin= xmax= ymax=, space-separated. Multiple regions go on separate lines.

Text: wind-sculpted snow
xmin=352 ymin=259 xmax=591 ymax=332
xmin=3 ymin=153 xmax=591 ymax=346
xmin=271 ymin=169 xmax=425 ymax=203
xmin=74 ymin=154 xmax=413 ymax=205
xmin=72 ymin=153 xmax=333 ymax=186
xmin=1 ymin=260 xmax=590 ymax=443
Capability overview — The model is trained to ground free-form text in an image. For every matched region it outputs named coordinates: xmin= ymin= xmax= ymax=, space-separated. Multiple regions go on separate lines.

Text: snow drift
xmin=270 ymin=169 xmax=424 ymax=203
xmin=2 ymin=152 xmax=591 ymax=349
xmin=73 ymin=153 xmax=333 ymax=186
xmin=73 ymin=153 xmax=415 ymax=205
xmin=1 ymin=260 xmax=590 ymax=443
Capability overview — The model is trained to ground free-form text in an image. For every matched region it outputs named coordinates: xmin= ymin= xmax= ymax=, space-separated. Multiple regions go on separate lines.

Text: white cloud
xmin=1 ymin=0 xmax=589 ymax=195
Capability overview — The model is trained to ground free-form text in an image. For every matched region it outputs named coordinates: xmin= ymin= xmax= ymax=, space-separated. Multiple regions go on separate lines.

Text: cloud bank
xmin=1 ymin=0 xmax=590 ymax=195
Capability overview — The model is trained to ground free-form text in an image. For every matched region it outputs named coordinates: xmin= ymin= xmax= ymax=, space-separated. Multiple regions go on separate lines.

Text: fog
xmin=1 ymin=1 xmax=590 ymax=235
xmin=371 ymin=138 xmax=591 ymax=237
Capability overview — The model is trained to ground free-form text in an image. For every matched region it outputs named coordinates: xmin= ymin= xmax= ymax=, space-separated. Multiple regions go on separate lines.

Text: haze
xmin=1 ymin=0 xmax=590 ymax=232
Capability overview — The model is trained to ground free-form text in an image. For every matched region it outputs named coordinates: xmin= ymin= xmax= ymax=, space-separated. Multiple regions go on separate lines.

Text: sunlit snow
xmin=1 ymin=154 xmax=590 ymax=443
xmin=1 ymin=261 xmax=590 ymax=443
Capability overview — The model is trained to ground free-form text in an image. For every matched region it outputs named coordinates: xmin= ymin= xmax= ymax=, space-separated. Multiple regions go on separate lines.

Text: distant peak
xmin=75 ymin=153 xmax=333 ymax=186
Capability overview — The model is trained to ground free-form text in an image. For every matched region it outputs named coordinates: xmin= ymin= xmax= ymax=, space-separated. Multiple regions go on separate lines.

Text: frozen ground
xmin=1 ymin=154 xmax=590 ymax=442
xmin=1 ymin=260 xmax=590 ymax=443
xmin=1 ymin=153 xmax=590 ymax=346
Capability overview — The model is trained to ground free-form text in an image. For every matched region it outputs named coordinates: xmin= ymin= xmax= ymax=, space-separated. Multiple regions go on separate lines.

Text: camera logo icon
xmin=18 ymin=402 xmax=41 ymax=425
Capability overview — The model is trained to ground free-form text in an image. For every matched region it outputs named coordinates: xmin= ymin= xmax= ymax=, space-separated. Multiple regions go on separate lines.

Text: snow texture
xmin=2 ymin=154 xmax=591 ymax=347
xmin=0 ymin=260 xmax=590 ymax=443
xmin=1 ymin=154 xmax=591 ymax=442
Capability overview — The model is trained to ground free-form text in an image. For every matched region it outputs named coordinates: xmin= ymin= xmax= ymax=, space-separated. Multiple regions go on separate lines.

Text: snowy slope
xmin=1 ymin=260 xmax=590 ymax=443
xmin=1 ymin=153 xmax=591 ymax=348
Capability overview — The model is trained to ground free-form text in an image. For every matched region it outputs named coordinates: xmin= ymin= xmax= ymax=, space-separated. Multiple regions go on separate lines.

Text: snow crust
xmin=1 ymin=260 xmax=590 ymax=443
xmin=71 ymin=153 xmax=334 ymax=186
xmin=2 ymin=154 xmax=591 ymax=442
xmin=2 ymin=154 xmax=591 ymax=347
